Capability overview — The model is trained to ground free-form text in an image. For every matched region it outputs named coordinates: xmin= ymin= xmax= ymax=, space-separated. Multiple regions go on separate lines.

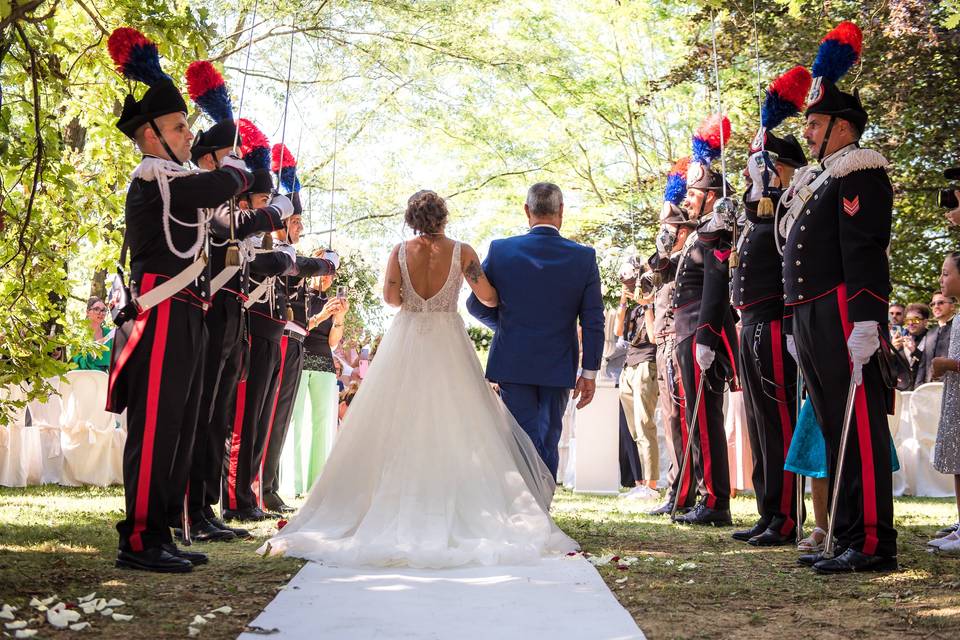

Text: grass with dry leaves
xmin=1 ymin=485 xmax=958 ymax=639
xmin=552 ymin=489 xmax=960 ymax=640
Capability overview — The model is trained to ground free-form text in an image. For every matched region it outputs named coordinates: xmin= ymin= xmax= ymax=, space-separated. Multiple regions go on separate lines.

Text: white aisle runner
xmin=239 ymin=557 xmax=645 ymax=640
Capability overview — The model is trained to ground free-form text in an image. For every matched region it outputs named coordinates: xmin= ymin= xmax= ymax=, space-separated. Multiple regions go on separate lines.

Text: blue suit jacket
xmin=466 ymin=226 xmax=605 ymax=389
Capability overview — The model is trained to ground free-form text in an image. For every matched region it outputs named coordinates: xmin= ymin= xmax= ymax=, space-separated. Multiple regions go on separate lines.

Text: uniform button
xmin=200 ymin=275 xmax=206 ymax=282
xmin=781 ymin=278 xmax=786 ymax=283
xmin=740 ymin=276 xmax=745 ymax=281
xmin=798 ymin=277 xmax=804 ymax=283
xmin=780 ymin=261 xmax=784 ymax=268
xmin=740 ymin=287 xmax=744 ymax=292
xmin=795 ymin=260 xmax=801 ymax=266
xmin=201 ymin=291 xmax=206 ymax=297
xmin=798 ymin=294 xmax=804 ymax=300
xmin=797 ymin=244 xmax=803 ymax=249
xmin=783 ymin=294 xmax=788 ymax=299
xmin=800 ymin=225 xmax=806 ymax=231
xmin=814 ymin=194 xmax=819 ymax=200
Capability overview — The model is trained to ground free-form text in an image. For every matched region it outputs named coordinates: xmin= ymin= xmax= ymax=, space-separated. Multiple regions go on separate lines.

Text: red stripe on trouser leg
xmin=676 ymin=379 xmax=692 ymax=506
xmin=720 ymin=328 xmax=738 ymax=390
xmin=226 ymin=380 xmax=247 ymax=511
xmin=106 ymin=303 xmax=152 ymax=412
xmin=129 ymin=274 xmax=169 ymax=553
xmin=256 ymin=335 xmax=288 ymax=508
xmin=834 ymin=284 xmax=879 ymax=555
xmin=853 ymin=385 xmax=879 ymax=554
xmin=768 ymin=320 xmax=796 ymax=535
xmin=692 ymin=339 xmax=716 ymax=509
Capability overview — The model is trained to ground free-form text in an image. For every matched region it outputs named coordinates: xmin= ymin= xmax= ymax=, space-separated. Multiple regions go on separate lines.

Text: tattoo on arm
xmin=464 ymin=259 xmax=484 ymax=284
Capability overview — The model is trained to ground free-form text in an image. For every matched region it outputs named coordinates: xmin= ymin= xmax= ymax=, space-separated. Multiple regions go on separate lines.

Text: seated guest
xmin=916 ymin=294 xmax=955 ymax=387
xmin=928 ymin=252 xmax=960 ymax=555
xmin=893 ymin=303 xmax=930 ymax=385
xmin=72 ymin=296 xmax=112 ymax=372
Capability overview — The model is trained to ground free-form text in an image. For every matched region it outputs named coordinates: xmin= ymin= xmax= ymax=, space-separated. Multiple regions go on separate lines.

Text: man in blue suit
xmin=467 ymin=183 xmax=605 ymax=478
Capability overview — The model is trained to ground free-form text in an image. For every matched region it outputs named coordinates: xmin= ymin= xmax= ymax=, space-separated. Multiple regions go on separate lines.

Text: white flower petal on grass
xmin=5 ymin=621 xmax=28 ymax=630
xmin=112 ymin=614 xmax=133 ymax=622
xmin=210 ymin=607 xmax=232 ymax=615
xmin=39 ymin=596 xmax=56 ymax=607
xmin=47 ymin=608 xmax=81 ymax=628
xmin=614 ymin=577 xmax=629 ymax=584
xmin=28 ymin=599 xmax=41 ymax=609
xmin=0 ymin=606 xmax=15 ymax=621
xmin=100 ymin=608 xmax=114 ymax=616
xmin=70 ymin=622 xmax=92 ymax=631
xmin=663 ymin=559 xmax=675 ymax=566
xmin=15 ymin=629 xmax=38 ymax=638
xmin=94 ymin=599 xmax=108 ymax=612
xmin=105 ymin=599 xmax=125 ymax=608
xmin=79 ymin=603 xmax=97 ymax=615
xmin=188 ymin=626 xmax=201 ymax=637
xmin=77 ymin=593 xmax=96 ymax=604
xmin=191 ymin=615 xmax=208 ymax=626
xmin=678 ymin=562 xmax=698 ymax=571
xmin=203 ymin=613 xmax=216 ymax=619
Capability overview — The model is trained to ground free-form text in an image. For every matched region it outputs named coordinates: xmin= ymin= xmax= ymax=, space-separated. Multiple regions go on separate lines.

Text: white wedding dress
xmin=262 ymin=241 xmax=578 ymax=568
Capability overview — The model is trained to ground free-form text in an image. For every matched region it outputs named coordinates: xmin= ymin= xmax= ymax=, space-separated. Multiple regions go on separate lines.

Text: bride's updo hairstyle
xmin=405 ymin=190 xmax=448 ymax=235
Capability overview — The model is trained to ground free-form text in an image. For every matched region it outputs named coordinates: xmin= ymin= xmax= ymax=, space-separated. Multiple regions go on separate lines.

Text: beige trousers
xmin=619 ymin=360 xmax=660 ymax=482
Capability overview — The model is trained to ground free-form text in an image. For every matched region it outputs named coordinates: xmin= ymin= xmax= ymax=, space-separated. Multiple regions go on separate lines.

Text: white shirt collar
xmin=530 ymin=223 xmax=560 ymax=231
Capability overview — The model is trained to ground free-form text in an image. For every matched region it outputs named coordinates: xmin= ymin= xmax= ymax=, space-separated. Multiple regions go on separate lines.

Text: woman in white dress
xmin=262 ymin=190 xmax=578 ymax=568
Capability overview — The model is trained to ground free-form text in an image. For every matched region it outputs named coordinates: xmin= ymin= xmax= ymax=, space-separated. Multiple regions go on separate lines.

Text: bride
xmin=261 ymin=190 xmax=578 ymax=568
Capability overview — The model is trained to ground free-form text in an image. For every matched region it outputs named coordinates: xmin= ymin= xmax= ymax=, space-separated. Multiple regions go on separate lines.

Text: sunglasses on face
xmin=905 ymin=318 xmax=924 ymax=325
xmin=91 ymin=306 xmax=107 ymax=313
xmin=932 ymin=300 xmax=951 ymax=306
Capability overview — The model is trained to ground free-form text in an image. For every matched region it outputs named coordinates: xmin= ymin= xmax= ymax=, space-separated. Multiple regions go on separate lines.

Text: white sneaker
xmin=621 ymin=485 xmax=660 ymax=501
xmin=936 ymin=535 xmax=960 ymax=556
xmin=927 ymin=531 xmax=960 ymax=548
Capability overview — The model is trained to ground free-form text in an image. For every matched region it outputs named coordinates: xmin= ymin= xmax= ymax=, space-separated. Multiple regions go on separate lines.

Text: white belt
xmin=209 ymin=265 xmax=241 ymax=296
xmin=135 ymin=257 xmax=207 ymax=313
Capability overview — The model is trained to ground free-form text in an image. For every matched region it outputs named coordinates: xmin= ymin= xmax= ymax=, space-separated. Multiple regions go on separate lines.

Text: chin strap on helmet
xmin=149 ymin=120 xmax=183 ymax=165
xmin=817 ymin=116 xmax=837 ymax=163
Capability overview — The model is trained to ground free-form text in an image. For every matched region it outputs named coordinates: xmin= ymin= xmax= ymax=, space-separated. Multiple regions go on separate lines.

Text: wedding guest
xmin=892 ymin=303 xmax=930 ymax=388
xmin=616 ymin=266 xmax=660 ymax=500
xmin=72 ymin=297 xmax=112 ymax=372
xmin=916 ymin=294 xmax=955 ymax=388
xmin=287 ymin=265 xmax=348 ymax=496
xmin=927 ymin=252 xmax=960 ymax=555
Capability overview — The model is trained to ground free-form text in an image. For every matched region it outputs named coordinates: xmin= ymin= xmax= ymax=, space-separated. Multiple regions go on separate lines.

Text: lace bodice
xmin=399 ymin=241 xmax=463 ymax=313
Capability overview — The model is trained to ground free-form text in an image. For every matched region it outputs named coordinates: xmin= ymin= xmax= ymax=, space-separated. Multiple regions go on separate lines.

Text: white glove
xmin=847 ymin=320 xmax=880 ymax=386
xmin=696 ymin=344 xmax=716 ymax=371
xmin=616 ymin=338 xmax=629 ymax=351
xmin=269 ymin=193 xmax=295 ymax=220
xmin=323 ymin=250 xmax=341 ymax=270
xmin=219 ymin=153 xmax=248 ymax=173
xmin=746 ymin=151 xmax=778 ymax=202
xmin=699 ymin=197 xmax=738 ymax=234
xmin=785 ymin=334 xmax=798 ymax=362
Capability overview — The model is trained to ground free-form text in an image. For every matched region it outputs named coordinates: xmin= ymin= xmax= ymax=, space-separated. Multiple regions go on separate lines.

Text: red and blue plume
xmin=811 ymin=21 xmax=862 ymax=82
xmin=691 ymin=114 xmax=731 ymax=165
xmin=761 ymin=66 xmax=813 ymax=130
xmin=238 ymin=118 xmax=270 ymax=172
xmin=107 ymin=27 xmax=171 ymax=86
xmin=186 ymin=61 xmax=233 ymax=124
xmin=271 ymin=143 xmax=301 ymax=193
xmin=663 ymin=157 xmax=689 ymax=204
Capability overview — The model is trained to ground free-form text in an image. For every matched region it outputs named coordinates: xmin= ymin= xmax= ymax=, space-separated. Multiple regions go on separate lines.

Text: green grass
xmin=552 ymin=489 xmax=960 ymax=639
xmin=1 ymin=485 xmax=958 ymax=639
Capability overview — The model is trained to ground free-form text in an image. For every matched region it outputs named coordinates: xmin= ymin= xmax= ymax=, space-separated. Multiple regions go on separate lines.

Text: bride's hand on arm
xmin=461 ymin=244 xmax=498 ymax=307
xmin=383 ymin=244 xmax=403 ymax=307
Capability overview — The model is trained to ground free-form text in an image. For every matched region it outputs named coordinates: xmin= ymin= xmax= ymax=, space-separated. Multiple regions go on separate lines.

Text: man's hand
xmin=931 ymin=356 xmax=957 ymax=380
xmin=269 ymin=193 xmax=295 ymax=220
xmin=847 ymin=320 xmax=880 ymax=386
xmin=695 ymin=344 xmax=716 ymax=371
xmin=573 ymin=376 xmax=596 ymax=409
xmin=219 ymin=153 xmax=247 ymax=173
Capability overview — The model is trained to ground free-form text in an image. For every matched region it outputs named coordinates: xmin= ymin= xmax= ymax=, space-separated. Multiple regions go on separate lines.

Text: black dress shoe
xmin=798 ymin=550 xmax=833 ymax=566
xmin=189 ymin=518 xmax=237 ymax=542
xmin=813 ymin=548 xmax=898 ymax=574
xmin=937 ymin=522 xmax=960 ymax=537
xmin=675 ymin=502 xmax=732 ymax=526
xmin=646 ymin=501 xmax=675 ymax=516
xmin=207 ymin=516 xmax=252 ymax=539
xmin=116 ymin=548 xmax=193 ymax=573
xmin=732 ymin=519 xmax=770 ymax=542
xmin=222 ymin=507 xmax=272 ymax=522
xmin=162 ymin=543 xmax=209 ymax=566
xmin=263 ymin=494 xmax=296 ymax=514
xmin=748 ymin=528 xmax=795 ymax=547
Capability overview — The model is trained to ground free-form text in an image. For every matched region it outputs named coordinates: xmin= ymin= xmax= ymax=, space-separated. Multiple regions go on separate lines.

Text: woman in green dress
xmin=72 ymin=297 xmax=113 ymax=372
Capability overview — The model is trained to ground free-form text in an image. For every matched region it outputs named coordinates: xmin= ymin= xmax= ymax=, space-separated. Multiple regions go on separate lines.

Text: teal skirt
xmin=785 ymin=398 xmax=899 ymax=478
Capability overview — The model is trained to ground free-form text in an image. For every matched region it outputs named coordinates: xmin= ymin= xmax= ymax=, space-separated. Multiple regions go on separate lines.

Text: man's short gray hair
xmin=526 ymin=182 xmax=563 ymax=217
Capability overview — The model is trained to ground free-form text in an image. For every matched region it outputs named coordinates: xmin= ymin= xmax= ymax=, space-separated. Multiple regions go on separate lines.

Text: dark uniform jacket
xmin=124 ymin=156 xmax=252 ymax=304
xmin=732 ymin=194 xmax=787 ymax=326
xmin=672 ymin=230 xmax=738 ymax=351
xmin=782 ymin=145 xmax=893 ymax=323
xmin=207 ymin=205 xmax=285 ymax=298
